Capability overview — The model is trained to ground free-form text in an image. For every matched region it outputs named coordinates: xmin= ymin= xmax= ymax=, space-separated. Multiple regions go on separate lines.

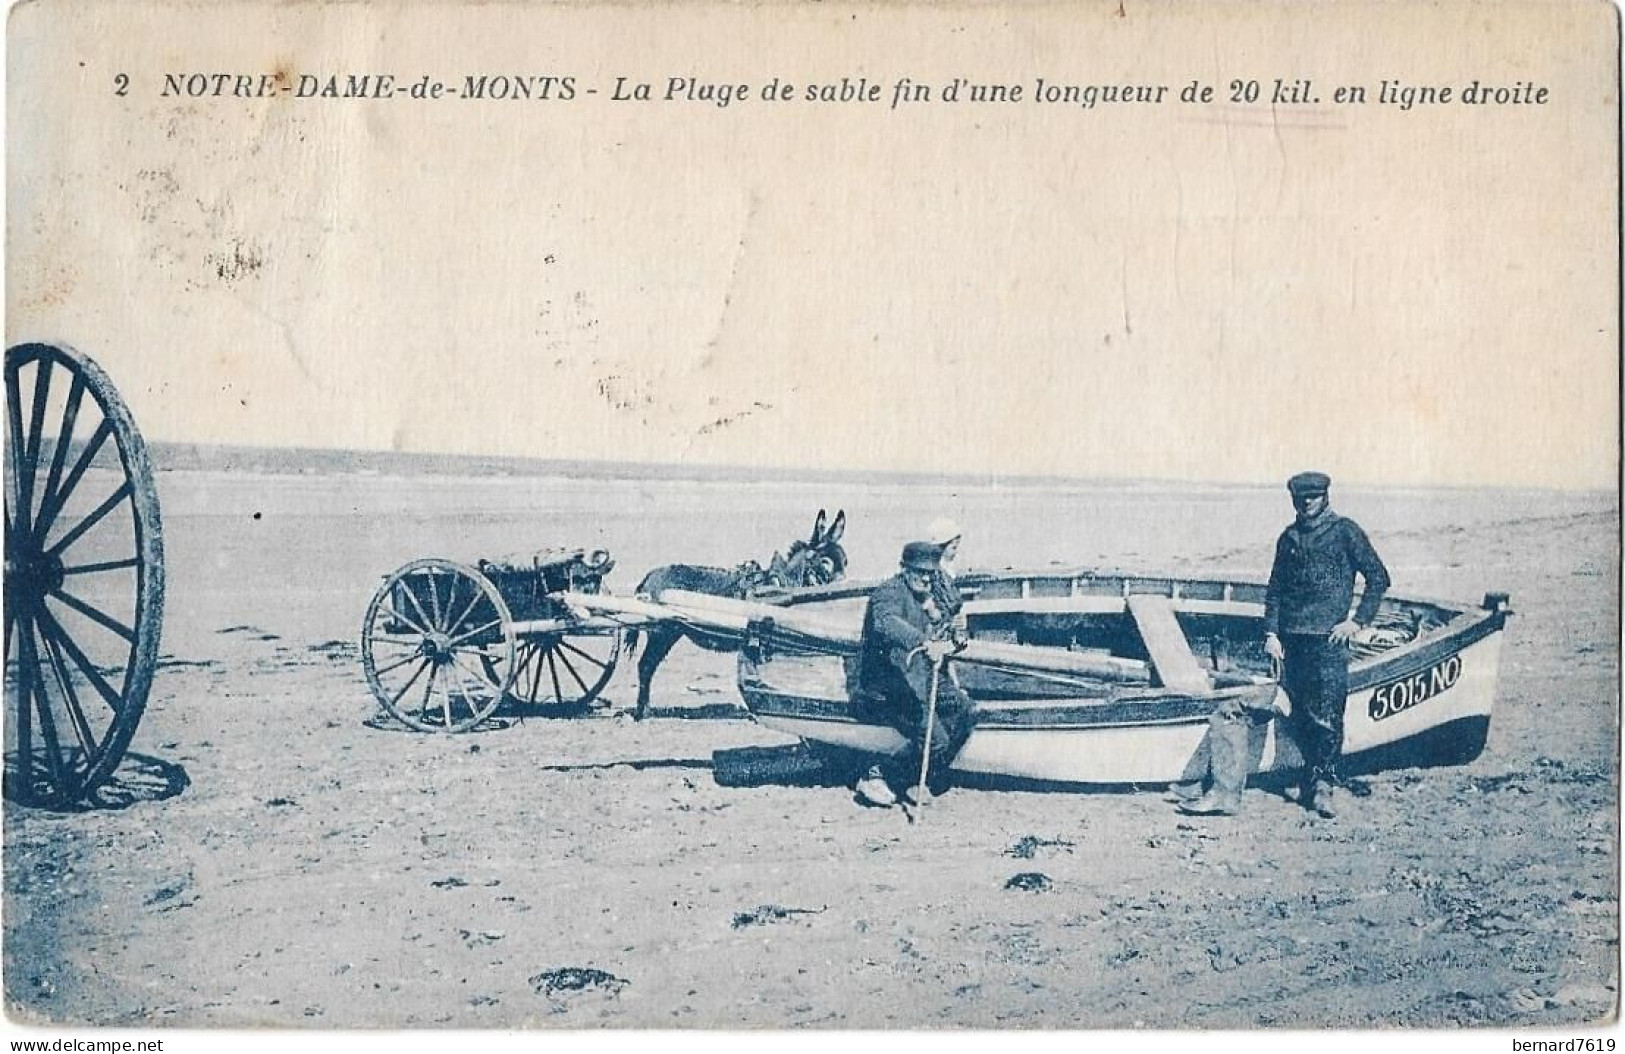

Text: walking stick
xmin=915 ymin=654 xmax=945 ymax=813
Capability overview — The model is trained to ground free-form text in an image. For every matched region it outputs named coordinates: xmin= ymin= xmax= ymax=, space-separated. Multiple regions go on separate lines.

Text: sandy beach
xmin=4 ymin=464 xmax=1617 ymax=1029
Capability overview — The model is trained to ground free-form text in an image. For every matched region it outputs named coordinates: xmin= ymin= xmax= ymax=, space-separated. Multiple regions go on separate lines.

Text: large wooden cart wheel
xmin=497 ymin=628 xmax=622 ymax=710
xmin=4 ymin=343 xmax=165 ymax=806
xmin=361 ymin=559 xmax=517 ymax=732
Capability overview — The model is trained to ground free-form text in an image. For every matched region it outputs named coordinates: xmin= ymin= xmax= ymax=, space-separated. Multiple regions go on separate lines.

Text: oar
xmin=914 ymin=655 xmax=945 ymax=816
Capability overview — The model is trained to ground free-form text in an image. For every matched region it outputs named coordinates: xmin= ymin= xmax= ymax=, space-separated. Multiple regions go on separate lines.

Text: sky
xmin=6 ymin=0 xmax=1620 ymax=490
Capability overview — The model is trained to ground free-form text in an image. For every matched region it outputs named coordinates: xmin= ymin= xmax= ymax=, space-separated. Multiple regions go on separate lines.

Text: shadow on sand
xmin=624 ymin=702 xmax=751 ymax=722
xmin=711 ymin=743 xmax=853 ymax=789
xmin=361 ymin=698 xmax=751 ymax=733
xmin=708 ymin=743 xmax=1384 ymax=801
xmin=3 ymin=752 xmax=191 ymax=814
xmin=360 ymin=713 xmax=526 ymax=734
xmin=530 ymin=756 xmax=717 ymax=775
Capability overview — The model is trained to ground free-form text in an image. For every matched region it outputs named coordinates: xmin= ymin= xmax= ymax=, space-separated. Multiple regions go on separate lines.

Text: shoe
xmin=1176 ymin=792 xmax=1239 ymax=816
xmin=1165 ymin=781 xmax=1205 ymax=803
xmin=854 ymin=767 xmax=896 ymax=808
xmin=1311 ymin=785 xmax=1337 ymax=819
xmin=898 ymin=783 xmax=933 ymax=807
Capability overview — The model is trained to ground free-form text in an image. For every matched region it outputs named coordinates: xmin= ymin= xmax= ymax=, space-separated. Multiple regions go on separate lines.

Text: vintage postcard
xmin=3 ymin=0 xmax=1618 ymax=1041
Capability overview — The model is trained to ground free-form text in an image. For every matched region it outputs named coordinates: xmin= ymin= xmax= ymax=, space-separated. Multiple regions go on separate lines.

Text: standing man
xmin=851 ymin=541 xmax=973 ymax=808
xmin=1265 ymin=471 xmax=1390 ymax=819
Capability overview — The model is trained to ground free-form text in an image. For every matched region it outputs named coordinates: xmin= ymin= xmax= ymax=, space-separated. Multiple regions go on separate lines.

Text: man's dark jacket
xmin=855 ymin=574 xmax=935 ymax=703
xmin=1264 ymin=511 xmax=1391 ymax=636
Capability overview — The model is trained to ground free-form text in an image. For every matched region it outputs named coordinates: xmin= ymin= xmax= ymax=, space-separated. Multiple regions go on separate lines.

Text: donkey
xmin=626 ymin=509 xmax=847 ymax=719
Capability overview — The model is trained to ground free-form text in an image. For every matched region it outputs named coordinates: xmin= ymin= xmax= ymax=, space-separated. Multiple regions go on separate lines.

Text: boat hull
xmin=738 ymin=576 xmax=1508 ymax=786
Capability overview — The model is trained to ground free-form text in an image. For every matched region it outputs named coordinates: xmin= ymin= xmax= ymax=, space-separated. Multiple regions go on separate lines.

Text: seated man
xmin=851 ymin=541 xmax=973 ymax=808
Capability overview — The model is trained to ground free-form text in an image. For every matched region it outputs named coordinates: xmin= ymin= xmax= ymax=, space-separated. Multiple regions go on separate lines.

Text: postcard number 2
xmin=114 ymin=73 xmax=130 ymax=96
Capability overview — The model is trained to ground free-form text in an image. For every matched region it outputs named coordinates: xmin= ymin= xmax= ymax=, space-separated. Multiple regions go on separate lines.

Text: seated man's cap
xmin=900 ymin=541 xmax=942 ymax=571
xmin=1287 ymin=471 xmax=1332 ymax=496
xmin=926 ymin=517 xmax=962 ymax=546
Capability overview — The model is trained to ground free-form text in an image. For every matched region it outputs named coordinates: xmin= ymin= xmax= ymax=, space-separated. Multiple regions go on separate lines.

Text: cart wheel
xmin=361 ymin=559 xmax=516 ymax=732
xmin=4 ymin=343 xmax=165 ymax=807
xmin=498 ymin=629 xmax=622 ymax=710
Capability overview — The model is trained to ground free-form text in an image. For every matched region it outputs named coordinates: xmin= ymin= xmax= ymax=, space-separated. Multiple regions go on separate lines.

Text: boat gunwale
xmin=775 ymin=566 xmax=1488 ymax=621
xmin=754 ymin=567 xmax=1508 ymax=700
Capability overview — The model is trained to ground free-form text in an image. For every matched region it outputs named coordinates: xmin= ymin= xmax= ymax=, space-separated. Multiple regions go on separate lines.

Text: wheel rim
xmin=361 ymin=559 xmax=516 ymax=732
xmin=4 ymin=343 xmax=165 ymax=806
xmin=497 ymin=629 xmax=621 ymax=709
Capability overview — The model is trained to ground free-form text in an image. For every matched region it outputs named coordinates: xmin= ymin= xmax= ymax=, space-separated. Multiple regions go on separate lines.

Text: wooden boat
xmin=716 ymin=569 xmax=1513 ymax=786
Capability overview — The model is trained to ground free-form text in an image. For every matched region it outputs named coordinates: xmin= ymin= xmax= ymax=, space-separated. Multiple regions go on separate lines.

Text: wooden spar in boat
xmin=1125 ymin=594 xmax=1213 ymax=693
xmin=557 ymin=589 xmax=1154 ymax=684
xmin=657 ymin=591 xmax=1153 ymax=683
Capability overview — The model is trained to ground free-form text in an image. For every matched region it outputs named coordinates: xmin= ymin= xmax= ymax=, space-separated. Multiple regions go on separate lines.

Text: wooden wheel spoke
xmin=378 ymin=602 xmax=431 ymax=637
xmin=557 ymin=638 xmax=611 ymax=671
xmin=501 ymin=631 xmax=617 ymax=707
xmin=62 ymin=555 xmax=140 ymax=576
xmin=439 ymin=663 xmax=461 ymax=727
xmin=448 ymin=653 xmax=496 ymax=698
xmin=444 ymin=589 xmax=483 ymax=640
xmin=32 ymin=418 xmax=113 ymax=546
xmin=20 ymin=625 xmax=68 ymax=790
xmin=11 ymin=614 xmax=34 ymax=789
xmin=7 ymin=364 xmax=29 ymax=532
xmin=38 ymin=622 xmax=97 ymax=758
xmin=513 ymin=642 xmax=537 ymax=683
xmin=440 ymin=655 xmax=470 ymax=706
xmin=446 ymin=617 xmax=503 ymax=649
xmin=527 ymin=645 xmax=547 ymax=701
xmin=38 ymin=373 xmax=86 ymax=539
xmin=386 ymin=656 xmax=432 ymax=708
xmin=45 ymin=480 xmax=132 ymax=558
xmin=20 ymin=357 xmax=52 ymax=532
xmin=398 ymin=581 xmax=437 ymax=638
xmin=448 ymin=657 xmax=492 ymax=722
xmin=374 ymin=649 xmax=426 ymax=678
xmin=546 ymin=647 xmax=564 ymax=703
xmin=34 ymin=607 xmax=125 ymax=717
xmin=450 ymin=659 xmax=494 ymax=722
xmin=48 ymin=589 xmax=137 ymax=644
xmin=425 ymin=570 xmax=444 ymax=629
xmin=441 ymin=574 xmax=466 ymax=631
xmin=553 ymin=646 xmax=592 ymax=695
xmin=416 ymin=662 xmax=442 ymax=717
xmin=369 ymin=635 xmax=426 ymax=651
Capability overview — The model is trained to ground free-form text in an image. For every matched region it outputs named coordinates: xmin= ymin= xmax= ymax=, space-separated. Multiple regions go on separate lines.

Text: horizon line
xmin=139 ymin=439 xmax=1620 ymax=498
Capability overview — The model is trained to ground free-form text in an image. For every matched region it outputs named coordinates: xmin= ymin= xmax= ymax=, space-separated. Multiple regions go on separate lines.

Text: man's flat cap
xmin=900 ymin=541 xmax=942 ymax=571
xmin=1287 ymin=471 xmax=1332 ymax=495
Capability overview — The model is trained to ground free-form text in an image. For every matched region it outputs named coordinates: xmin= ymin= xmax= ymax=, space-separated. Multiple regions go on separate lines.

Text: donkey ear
xmin=825 ymin=510 xmax=846 ymax=545
xmin=809 ymin=509 xmax=828 ymax=546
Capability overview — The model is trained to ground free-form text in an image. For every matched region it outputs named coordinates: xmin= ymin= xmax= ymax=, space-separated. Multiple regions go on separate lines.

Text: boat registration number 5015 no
xmin=1369 ymin=653 xmax=1463 ymax=722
